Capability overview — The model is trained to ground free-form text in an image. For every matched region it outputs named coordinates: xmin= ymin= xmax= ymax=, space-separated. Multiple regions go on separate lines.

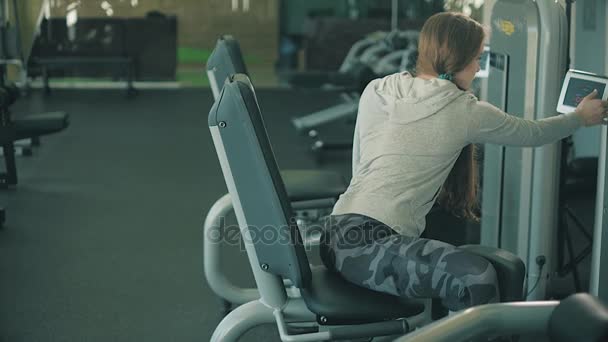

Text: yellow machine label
xmin=499 ymin=19 xmax=515 ymax=36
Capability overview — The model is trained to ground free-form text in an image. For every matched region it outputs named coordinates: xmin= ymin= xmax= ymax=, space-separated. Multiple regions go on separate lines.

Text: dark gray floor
xmin=0 ymin=87 xmax=350 ymax=342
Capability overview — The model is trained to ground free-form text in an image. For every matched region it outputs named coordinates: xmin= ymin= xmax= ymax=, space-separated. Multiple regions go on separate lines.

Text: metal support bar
xmin=203 ymin=193 xmax=260 ymax=305
xmin=394 ymin=301 xmax=558 ymax=342
xmin=210 ymin=300 xmax=275 ymax=342
xmin=391 ymin=0 xmax=399 ymax=31
xmin=275 ymin=310 xmax=414 ymax=342
xmin=203 ymin=193 xmax=336 ymax=305
xmin=1 ymin=141 xmax=16 ymax=185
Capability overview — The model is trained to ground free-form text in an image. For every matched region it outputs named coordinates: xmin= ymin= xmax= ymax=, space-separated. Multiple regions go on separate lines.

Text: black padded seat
xmin=300 ymin=265 xmax=425 ymax=325
xmin=459 ymin=245 xmax=525 ymax=302
xmin=281 ymin=170 xmax=347 ymax=202
xmin=14 ymin=111 xmax=69 ymax=139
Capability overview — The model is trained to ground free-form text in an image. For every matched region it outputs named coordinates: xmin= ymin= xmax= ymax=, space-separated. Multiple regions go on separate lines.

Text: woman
xmin=320 ymin=12 xmax=608 ymax=311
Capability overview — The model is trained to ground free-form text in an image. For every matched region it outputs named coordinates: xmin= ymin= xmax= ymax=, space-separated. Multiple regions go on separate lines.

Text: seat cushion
xmin=281 ymin=170 xmax=347 ymax=202
xmin=300 ymin=265 xmax=425 ymax=325
xmin=15 ymin=111 xmax=69 ymax=139
xmin=459 ymin=244 xmax=525 ymax=302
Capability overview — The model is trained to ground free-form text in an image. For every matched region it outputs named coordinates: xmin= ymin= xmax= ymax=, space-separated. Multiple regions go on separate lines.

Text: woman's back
xmin=335 ymin=71 xmax=583 ymax=237
xmin=334 ymin=72 xmax=474 ymax=236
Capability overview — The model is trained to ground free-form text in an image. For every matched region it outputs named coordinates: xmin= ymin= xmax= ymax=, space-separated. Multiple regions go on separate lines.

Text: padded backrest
xmin=208 ymin=74 xmax=312 ymax=288
xmin=206 ymin=35 xmax=249 ymax=99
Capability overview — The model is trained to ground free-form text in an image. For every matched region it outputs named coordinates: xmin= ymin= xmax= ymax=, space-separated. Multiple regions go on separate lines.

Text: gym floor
xmin=0 ymin=86 xmax=595 ymax=341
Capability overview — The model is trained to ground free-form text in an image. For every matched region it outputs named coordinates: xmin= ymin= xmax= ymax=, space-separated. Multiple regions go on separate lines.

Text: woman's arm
xmin=469 ymin=90 xmax=607 ymax=147
xmin=469 ymin=101 xmax=582 ymax=147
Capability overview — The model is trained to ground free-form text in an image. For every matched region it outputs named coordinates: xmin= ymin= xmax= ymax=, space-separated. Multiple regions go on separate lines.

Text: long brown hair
xmin=417 ymin=12 xmax=485 ymax=221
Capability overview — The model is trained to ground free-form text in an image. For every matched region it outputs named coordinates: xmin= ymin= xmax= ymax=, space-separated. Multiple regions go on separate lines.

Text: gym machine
xmin=480 ymin=0 xmax=568 ymax=300
xmin=0 ymin=0 xmax=69 ymax=228
xmin=204 ymin=35 xmax=348 ymax=313
xmin=207 ymin=74 xmax=526 ymax=342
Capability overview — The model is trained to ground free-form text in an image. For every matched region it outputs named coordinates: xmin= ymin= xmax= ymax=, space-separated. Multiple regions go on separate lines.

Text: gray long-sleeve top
xmin=333 ymin=72 xmax=583 ymax=237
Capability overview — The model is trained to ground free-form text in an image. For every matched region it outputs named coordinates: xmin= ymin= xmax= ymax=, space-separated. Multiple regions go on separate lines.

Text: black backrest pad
xmin=208 ymin=74 xmax=312 ymax=288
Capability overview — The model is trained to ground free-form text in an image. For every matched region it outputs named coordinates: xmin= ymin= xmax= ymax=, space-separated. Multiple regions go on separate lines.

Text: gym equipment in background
xmin=0 ymin=0 xmax=69 ymax=228
xmin=480 ymin=0 xmax=568 ymax=300
xmin=290 ymin=30 xmax=420 ymax=155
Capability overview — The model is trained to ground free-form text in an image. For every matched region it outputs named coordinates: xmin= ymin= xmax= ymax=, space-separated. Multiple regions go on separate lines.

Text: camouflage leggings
xmin=320 ymin=214 xmax=500 ymax=311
